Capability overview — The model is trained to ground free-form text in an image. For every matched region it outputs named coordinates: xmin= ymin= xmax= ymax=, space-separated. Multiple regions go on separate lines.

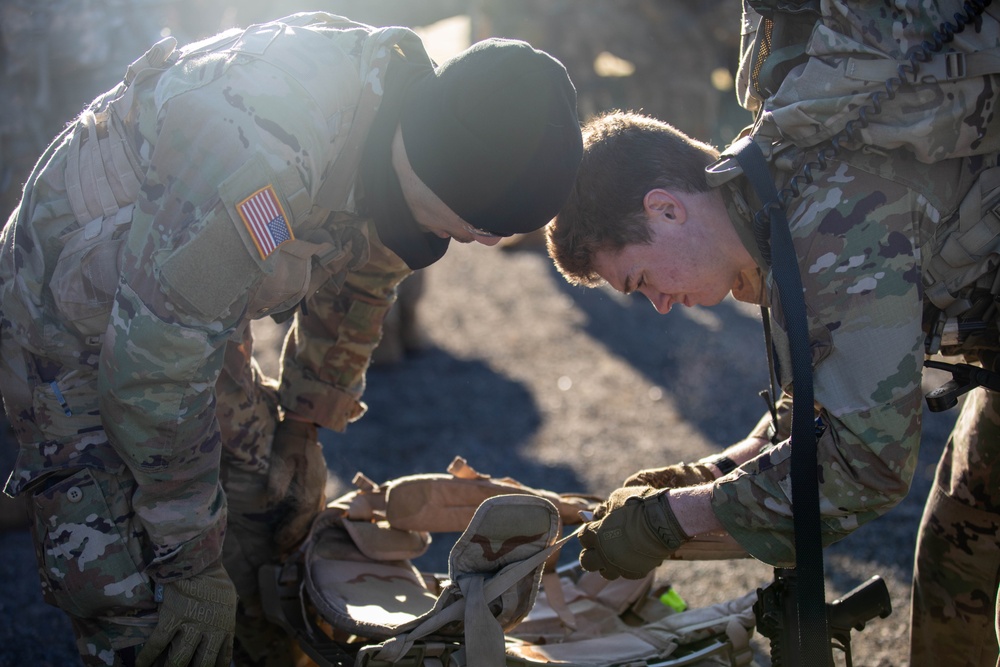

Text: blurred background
xmin=0 ymin=3 xmax=956 ymax=666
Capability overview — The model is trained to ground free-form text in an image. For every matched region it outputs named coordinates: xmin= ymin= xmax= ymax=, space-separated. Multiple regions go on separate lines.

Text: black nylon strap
xmin=730 ymin=136 xmax=832 ymax=667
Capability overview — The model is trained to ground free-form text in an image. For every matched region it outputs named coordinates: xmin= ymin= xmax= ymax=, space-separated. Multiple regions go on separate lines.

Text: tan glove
xmin=624 ymin=462 xmax=715 ymax=488
xmin=267 ymin=418 xmax=328 ymax=551
xmin=578 ymin=485 xmax=689 ymax=580
xmin=137 ymin=561 xmax=238 ymax=667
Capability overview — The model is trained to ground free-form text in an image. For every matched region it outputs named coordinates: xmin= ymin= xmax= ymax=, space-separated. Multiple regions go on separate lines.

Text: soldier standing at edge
xmin=0 ymin=12 xmax=583 ymax=667
xmin=547 ymin=1 xmax=1000 ymax=665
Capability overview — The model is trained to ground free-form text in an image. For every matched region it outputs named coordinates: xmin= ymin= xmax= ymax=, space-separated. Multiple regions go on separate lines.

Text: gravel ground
xmin=1 ymin=238 xmax=960 ymax=666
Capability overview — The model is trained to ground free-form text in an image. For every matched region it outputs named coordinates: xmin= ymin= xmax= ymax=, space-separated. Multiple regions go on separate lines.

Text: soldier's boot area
xmin=371 ymin=271 xmax=426 ymax=367
xmin=910 ymin=486 xmax=1000 ymax=667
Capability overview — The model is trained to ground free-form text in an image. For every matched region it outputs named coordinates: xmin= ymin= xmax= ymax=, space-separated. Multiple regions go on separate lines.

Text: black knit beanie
xmin=399 ymin=38 xmax=583 ymax=236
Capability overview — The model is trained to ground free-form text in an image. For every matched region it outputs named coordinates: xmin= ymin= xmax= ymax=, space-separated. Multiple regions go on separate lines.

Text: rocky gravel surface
xmin=1 ymin=239 xmax=961 ymax=666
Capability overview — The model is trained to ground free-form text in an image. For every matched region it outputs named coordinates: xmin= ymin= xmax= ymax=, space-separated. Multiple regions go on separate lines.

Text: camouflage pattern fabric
xmin=738 ymin=0 xmax=1000 ymax=162
xmin=713 ymin=141 xmax=1000 ymax=660
xmin=27 ymin=466 xmax=157 ymax=665
xmin=714 ymin=148 xmax=1000 ymax=659
xmin=911 ymin=349 xmax=1000 ymax=667
xmin=727 ymin=1 xmax=1000 ymax=661
xmin=710 ymin=141 xmax=989 ymax=565
xmin=357 ymin=494 xmax=563 ymax=665
xmin=0 ymin=13 xmax=421 ymax=665
xmin=712 ymin=137 xmax=1000 ymax=662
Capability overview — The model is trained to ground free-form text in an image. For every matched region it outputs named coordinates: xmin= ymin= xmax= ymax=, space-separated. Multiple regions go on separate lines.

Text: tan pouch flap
xmin=341 ymin=518 xmax=430 ymax=562
xmin=384 ymin=457 xmax=598 ymax=532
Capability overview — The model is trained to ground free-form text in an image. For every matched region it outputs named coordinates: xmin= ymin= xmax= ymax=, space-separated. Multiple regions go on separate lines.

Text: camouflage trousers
xmin=19 ymin=331 xmax=308 ymax=667
xmin=910 ymin=380 xmax=1000 ymax=667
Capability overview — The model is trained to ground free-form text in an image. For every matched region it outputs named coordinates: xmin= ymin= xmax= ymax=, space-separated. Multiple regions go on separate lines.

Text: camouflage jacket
xmin=0 ymin=13 xmax=422 ymax=580
xmin=707 ymin=136 xmax=993 ymax=566
xmin=737 ymin=0 xmax=1000 ymax=161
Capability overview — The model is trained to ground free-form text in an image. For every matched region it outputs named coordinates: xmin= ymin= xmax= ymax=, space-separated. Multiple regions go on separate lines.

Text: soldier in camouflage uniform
xmin=0 ymin=12 xmax=582 ymax=667
xmin=546 ymin=2 xmax=1000 ymax=665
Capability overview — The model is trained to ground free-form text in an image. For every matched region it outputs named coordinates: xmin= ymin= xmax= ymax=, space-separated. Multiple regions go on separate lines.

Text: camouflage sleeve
xmin=100 ymin=187 xmax=248 ymax=583
xmin=99 ymin=47 xmax=341 ymax=580
xmin=710 ymin=156 xmax=936 ymax=566
xmin=278 ymin=228 xmax=412 ymax=431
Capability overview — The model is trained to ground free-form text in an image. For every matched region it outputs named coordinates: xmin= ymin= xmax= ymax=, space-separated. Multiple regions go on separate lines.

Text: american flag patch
xmin=237 ymin=185 xmax=293 ymax=259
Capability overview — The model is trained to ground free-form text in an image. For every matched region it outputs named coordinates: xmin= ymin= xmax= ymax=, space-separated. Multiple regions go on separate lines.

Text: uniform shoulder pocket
xmin=158 ymin=155 xmax=301 ymax=320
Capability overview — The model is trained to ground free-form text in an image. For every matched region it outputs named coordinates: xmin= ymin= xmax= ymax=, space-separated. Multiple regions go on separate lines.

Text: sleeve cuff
xmin=145 ymin=518 xmax=226 ymax=583
xmin=279 ymin=381 xmax=367 ymax=432
xmin=710 ymin=480 xmax=796 ymax=568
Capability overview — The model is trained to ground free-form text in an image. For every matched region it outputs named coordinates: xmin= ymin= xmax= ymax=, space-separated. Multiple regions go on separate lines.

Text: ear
xmin=643 ymin=189 xmax=687 ymax=224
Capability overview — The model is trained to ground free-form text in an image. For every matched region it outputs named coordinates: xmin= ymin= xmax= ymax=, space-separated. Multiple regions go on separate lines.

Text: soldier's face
xmin=391 ymin=125 xmax=503 ymax=247
xmin=592 ymin=189 xmax=750 ymax=314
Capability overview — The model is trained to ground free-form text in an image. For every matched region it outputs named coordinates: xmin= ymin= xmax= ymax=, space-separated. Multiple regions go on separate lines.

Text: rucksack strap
xmin=360 ymin=496 xmax=574 ymax=666
xmin=844 ymin=47 xmax=1000 ymax=83
xmin=730 ymin=135 xmax=833 ymax=667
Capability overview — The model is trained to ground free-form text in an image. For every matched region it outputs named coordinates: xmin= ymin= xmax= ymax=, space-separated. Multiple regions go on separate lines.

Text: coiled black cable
xmin=770 ymin=0 xmax=992 ymax=211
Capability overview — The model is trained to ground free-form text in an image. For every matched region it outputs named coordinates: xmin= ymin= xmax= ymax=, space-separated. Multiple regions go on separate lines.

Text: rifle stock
xmin=754 ymin=568 xmax=892 ymax=667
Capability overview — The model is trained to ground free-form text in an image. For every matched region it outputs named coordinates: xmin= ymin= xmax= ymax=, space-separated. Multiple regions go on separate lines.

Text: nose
xmin=643 ymin=289 xmax=672 ymax=314
xmin=473 ymin=235 xmax=504 ymax=247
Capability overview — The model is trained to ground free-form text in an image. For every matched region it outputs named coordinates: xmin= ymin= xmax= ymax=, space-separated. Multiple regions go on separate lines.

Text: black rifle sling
xmin=731 ymin=136 xmax=833 ymax=666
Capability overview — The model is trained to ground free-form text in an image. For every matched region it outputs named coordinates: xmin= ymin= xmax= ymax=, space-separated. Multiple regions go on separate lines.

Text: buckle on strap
xmin=918 ymin=52 xmax=967 ymax=83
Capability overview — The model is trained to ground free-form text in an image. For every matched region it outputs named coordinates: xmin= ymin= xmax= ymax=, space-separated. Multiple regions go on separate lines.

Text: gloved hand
xmin=624 ymin=462 xmax=715 ymax=488
xmin=578 ymin=485 xmax=689 ymax=580
xmin=267 ymin=418 xmax=328 ymax=551
xmin=136 ymin=561 xmax=238 ymax=667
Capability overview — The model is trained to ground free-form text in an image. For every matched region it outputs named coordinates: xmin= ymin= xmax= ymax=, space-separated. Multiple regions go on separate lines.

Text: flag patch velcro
xmin=237 ymin=185 xmax=293 ymax=259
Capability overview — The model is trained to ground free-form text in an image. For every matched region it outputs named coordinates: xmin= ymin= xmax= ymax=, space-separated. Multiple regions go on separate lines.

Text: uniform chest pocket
xmin=49 ymin=205 xmax=132 ymax=338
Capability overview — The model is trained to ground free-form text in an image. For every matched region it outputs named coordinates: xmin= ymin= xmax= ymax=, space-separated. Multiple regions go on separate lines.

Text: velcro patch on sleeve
xmin=237 ymin=185 xmax=294 ymax=260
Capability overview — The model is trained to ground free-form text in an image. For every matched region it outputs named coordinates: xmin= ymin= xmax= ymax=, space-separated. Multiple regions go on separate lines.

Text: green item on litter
xmin=660 ymin=587 xmax=688 ymax=612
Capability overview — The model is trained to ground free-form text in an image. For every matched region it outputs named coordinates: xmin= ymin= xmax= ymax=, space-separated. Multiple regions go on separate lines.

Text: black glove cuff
xmin=706 ymin=455 xmax=738 ymax=475
xmin=641 ymin=492 xmax=689 ymax=551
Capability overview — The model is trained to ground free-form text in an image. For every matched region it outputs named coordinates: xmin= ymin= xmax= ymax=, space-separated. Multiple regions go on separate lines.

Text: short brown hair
xmin=546 ymin=111 xmax=720 ymax=286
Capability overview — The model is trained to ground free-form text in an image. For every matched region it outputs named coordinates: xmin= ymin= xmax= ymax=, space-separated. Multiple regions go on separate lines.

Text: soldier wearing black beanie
xmin=362 ymin=37 xmax=584 ymax=269
xmin=0 ymin=14 xmax=585 ymax=667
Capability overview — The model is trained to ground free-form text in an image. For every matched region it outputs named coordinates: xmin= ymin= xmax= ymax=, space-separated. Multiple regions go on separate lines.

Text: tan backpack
xmin=260 ymin=458 xmax=759 ymax=667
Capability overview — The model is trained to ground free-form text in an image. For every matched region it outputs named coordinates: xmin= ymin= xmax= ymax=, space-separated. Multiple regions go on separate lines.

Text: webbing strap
xmin=845 ymin=47 xmax=1000 ymax=83
xmin=730 ymin=136 xmax=833 ymax=667
xmin=367 ymin=529 xmax=578 ymax=663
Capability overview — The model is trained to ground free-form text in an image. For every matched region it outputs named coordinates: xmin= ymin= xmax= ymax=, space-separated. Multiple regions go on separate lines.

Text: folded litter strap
xmin=343 ymin=456 xmax=599 ymax=532
xmin=340 ymin=456 xmax=751 ymax=561
xmin=506 ymin=589 xmax=758 ymax=666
